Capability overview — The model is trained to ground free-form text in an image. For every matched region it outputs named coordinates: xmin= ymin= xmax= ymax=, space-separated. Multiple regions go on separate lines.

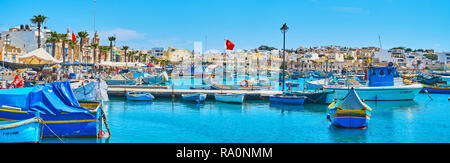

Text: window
xmin=372 ymin=69 xmax=376 ymax=76
xmin=379 ymin=69 xmax=384 ymax=76
xmin=387 ymin=68 xmax=392 ymax=75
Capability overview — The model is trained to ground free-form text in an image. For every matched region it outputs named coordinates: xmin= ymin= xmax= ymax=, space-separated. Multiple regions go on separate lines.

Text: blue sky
xmin=1 ymin=0 xmax=449 ymax=52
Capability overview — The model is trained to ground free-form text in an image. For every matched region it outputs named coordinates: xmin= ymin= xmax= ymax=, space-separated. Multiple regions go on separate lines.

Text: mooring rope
xmin=39 ymin=118 xmax=65 ymax=143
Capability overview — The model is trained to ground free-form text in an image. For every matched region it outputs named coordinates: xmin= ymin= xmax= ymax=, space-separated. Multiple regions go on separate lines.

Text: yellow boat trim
xmin=0 ymin=118 xmax=96 ymax=123
xmin=0 ymin=109 xmax=28 ymax=114
xmin=0 ymin=117 xmax=16 ymax=121
xmin=43 ymin=119 xmax=97 ymax=124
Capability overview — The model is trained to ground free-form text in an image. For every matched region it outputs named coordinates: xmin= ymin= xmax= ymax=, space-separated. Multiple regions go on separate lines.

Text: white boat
xmin=214 ymin=93 xmax=245 ymax=103
xmin=306 ymin=79 xmax=325 ymax=89
xmin=182 ymin=93 xmax=207 ymax=102
xmin=325 ymin=66 xmax=423 ymax=101
xmin=325 ymin=84 xmax=423 ymax=101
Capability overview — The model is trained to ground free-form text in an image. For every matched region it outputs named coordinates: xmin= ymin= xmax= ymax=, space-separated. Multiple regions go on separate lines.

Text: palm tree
xmin=68 ymin=40 xmax=78 ymax=63
xmin=99 ymin=46 xmax=110 ymax=62
xmin=90 ymin=43 xmax=99 ymax=70
xmin=77 ymin=31 xmax=89 ymax=63
xmin=59 ymin=33 xmax=69 ymax=64
xmin=108 ymin=36 xmax=116 ymax=62
xmin=30 ymin=15 xmax=47 ymax=48
xmin=45 ymin=31 xmax=60 ymax=57
xmin=122 ymin=46 xmax=129 ymax=63
xmin=127 ymin=51 xmax=137 ymax=62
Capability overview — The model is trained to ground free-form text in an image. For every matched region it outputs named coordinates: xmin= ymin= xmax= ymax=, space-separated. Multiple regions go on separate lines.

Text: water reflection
xmin=269 ymin=103 xmax=305 ymax=115
xmin=328 ymin=125 xmax=368 ymax=143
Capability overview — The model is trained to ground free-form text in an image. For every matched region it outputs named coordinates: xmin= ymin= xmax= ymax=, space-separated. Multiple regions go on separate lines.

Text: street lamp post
xmin=280 ymin=23 xmax=289 ymax=92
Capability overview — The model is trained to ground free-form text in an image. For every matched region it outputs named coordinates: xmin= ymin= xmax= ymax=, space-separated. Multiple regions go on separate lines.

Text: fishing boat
xmin=71 ymin=79 xmax=109 ymax=102
xmin=126 ymin=92 xmax=155 ymax=101
xmin=208 ymin=77 xmax=271 ymax=90
xmin=294 ymin=90 xmax=333 ymax=104
xmin=142 ymin=72 xmax=169 ymax=85
xmin=106 ymin=73 xmax=137 ymax=86
xmin=327 ymin=88 xmax=372 ymax=129
xmin=0 ymin=81 xmax=108 ymax=137
xmin=190 ymin=86 xmax=215 ymax=90
xmin=182 ymin=93 xmax=207 ymax=103
xmin=306 ymin=79 xmax=325 ymax=90
xmin=0 ymin=112 xmax=41 ymax=143
xmin=269 ymin=94 xmax=306 ymax=105
xmin=214 ymin=93 xmax=245 ymax=103
xmin=421 ymin=84 xmax=450 ymax=94
xmin=324 ymin=66 xmax=423 ymax=101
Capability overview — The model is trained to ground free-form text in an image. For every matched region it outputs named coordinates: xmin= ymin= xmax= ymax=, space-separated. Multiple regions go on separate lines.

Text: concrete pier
xmin=108 ymin=86 xmax=281 ymax=100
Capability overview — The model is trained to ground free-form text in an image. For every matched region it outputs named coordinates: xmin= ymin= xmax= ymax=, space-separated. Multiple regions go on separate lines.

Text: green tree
xmin=108 ymin=36 xmax=116 ymax=61
xmin=258 ymin=45 xmax=277 ymax=51
xmin=344 ymin=55 xmax=354 ymax=60
xmin=122 ymin=46 xmax=129 ymax=63
xmin=30 ymin=15 xmax=47 ymax=48
xmin=90 ymin=43 xmax=99 ymax=70
xmin=45 ymin=31 xmax=60 ymax=58
xmin=59 ymin=33 xmax=69 ymax=64
xmin=77 ymin=31 xmax=89 ymax=62
xmin=99 ymin=46 xmax=110 ymax=62
xmin=424 ymin=53 xmax=438 ymax=60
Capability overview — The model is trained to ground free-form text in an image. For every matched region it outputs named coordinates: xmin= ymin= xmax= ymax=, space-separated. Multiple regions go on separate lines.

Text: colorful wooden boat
xmin=214 ymin=93 xmax=245 ymax=103
xmin=421 ymin=84 xmax=450 ymax=94
xmin=126 ymin=92 xmax=155 ymax=101
xmin=182 ymin=93 xmax=207 ymax=103
xmin=269 ymin=94 xmax=306 ymax=105
xmin=327 ymin=88 xmax=372 ymax=129
xmin=0 ymin=112 xmax=41 ymax=143
xmin=0 ymin=82 xmax=106 ymax=138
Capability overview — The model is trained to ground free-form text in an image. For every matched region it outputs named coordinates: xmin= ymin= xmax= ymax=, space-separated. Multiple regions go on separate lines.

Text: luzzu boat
xmin=0 ymin=82 xmax=105 ymax=137
xmin=324 ymin=66 xmax=423 ymax=101
xmin=0 ymin=112 xmax=41 ymax=143
xmin=421 ymin=84 xmax=450 ymax=94
xmin=327 ymin=88 xmax=372 ymax=129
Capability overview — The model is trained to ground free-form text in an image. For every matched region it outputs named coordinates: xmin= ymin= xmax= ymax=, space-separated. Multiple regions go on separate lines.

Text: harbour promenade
xmin=107 ymin=85 xmax=281 ymax=100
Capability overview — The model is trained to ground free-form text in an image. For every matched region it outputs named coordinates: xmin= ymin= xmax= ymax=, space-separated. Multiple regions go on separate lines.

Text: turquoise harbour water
xmin=42 ymin=92 xmax=450 ymax=143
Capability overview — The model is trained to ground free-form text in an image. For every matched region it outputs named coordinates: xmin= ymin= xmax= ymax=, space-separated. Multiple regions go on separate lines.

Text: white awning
xmin=18 ymin=48 xmax=61 ymax=64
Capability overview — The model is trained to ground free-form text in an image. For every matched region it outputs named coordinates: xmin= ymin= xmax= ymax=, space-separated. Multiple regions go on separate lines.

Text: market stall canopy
xmin=18 ymin=48 xmax=61 ymax=64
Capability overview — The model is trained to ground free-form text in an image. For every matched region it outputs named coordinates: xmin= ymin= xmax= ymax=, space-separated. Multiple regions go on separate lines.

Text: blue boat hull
xmin=422 ymin=87 xmax=450 ymax=94
xmin=330 ymin=117 xmax=370 ymax=129
xmin=269 ymin=96 xmax=306 ymax=105
xmin=182 ymin=94 xmax=207 ymax=102
xmin=0 ymin=107 xmax=100 ymax=137
xmin=0 ymin=117 xmax=40 ymax=143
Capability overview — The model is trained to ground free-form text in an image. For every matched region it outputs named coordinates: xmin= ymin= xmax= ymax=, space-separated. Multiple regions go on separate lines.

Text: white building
xmin=438 ymin=52 xmax=450 ymax=64
xmin=0 ymin=24 xmax=50 ymax=54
